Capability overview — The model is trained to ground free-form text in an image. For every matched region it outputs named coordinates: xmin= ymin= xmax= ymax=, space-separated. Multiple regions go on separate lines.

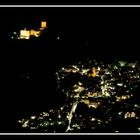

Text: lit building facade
xmin=20 ymin=29 xmax=30 ymax=39
xmin=12 ymin=21 xmax=47 ymax=40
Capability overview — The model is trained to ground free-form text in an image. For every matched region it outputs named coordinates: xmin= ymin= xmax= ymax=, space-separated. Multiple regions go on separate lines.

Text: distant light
xmin=56 ymin=36 xmax=60 ymax=40
xmin=30 ymin=127 xmax=37 ymax=130
xmin=27 ymin=76 xmax=30 ymax=79
xmin=118 ymin=112 xmax=122 ymax=115
xmin=31 ymin=116 xmax=36 ymax=119
xmin=119 ymin=61 xmax=126 ymax=67
xmin=124 ymin=112 xmax=136 ymax=119
xmin=41 ymin=21 xmax=47 ymax=28
xmin=78 ymin=82 xmax=83 ymax=86
xmin=22 ymin=120 xmax=29 ymax=128
xmin=117 ymin=83 xmax=123 ymax=86
xmin=18 ymin=120 xmax=22 ymax=123
xmin=114 ymin=66 xmax=118 ymax=69
xmin=132 ymin=65 xmax=135 ymax=68
xmin=131 ymin=112 xmax=136 ymax=118
xmin=60 ymin=107 xmax=63 ymax=110
xmin=91 ymin=118 xmax=96 ymax=121
xmin=134 ymin=104 xmax=139 ymax=107
xmin=20 ymin=29 xmax=30 ymax=39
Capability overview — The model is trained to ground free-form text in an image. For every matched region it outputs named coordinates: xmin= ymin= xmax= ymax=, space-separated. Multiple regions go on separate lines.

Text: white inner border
xmin=0 ymin=5 xmax=140 ymax=7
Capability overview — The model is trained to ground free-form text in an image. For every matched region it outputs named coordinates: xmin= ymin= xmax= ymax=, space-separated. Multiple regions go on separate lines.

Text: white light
xmin=101 ymin=81 xmax=104 ymax=84
xmin=114 ymin=66 xmax=118 ymax=69
xmin=18 ymin=120 xmax=22 ymax=123
xmin=119 ymin=61 xmax=126 ymax=67
xmin=132 ymin=65 xmax=135 ymax=68
xmin=118 ymin=112 xmax=122 ymax=115
xmin=30 ymin=127 xmax=37 ymax=130
xmin=74 ymin=86 xmax=84 ymax=92
xmin=104 ymin=92 xmax=110 ymax=97
xmin=22 ymin=120 xmax=29 ymax=128
xmin=117 ymin=83 xmax=123 ymax=86
xmin=131 ymin=112 xmax=136 ymax=118
xmin=134 ymin=104 xmax=138 ymax=107
xmin=78 ymin=82 xmax=83 ymax=86
xmin=80 ymin=69 xmax=89 ymax=75
xmin=31 ymin=116 xmax=36 ymax=119
xmin=56 ymin=36 xmax=60 ymax=40
xmin=91 ymin=118 xmax=96 ymax=121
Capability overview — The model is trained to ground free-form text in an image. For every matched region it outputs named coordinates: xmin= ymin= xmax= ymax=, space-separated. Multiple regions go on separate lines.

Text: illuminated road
xmin=66 ymin=101 xmax=79 ymax=132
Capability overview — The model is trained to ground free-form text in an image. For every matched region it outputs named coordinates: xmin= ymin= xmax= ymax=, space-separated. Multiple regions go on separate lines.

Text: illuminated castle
xmin=19 ymin=21 xmax=47 ymax=39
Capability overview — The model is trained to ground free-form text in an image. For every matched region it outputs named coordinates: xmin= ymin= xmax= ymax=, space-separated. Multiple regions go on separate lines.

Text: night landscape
xmin=0 ymin=7 xmax=140 ymax=133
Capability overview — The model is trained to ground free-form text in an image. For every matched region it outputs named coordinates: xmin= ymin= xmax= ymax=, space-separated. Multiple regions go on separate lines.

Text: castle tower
xmin=41 ymin=21 xmax=47 ymax=28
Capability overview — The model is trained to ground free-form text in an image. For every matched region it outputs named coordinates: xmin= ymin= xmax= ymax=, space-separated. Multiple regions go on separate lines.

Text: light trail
xmin=65 ymin=101 xmax=79 ymax=132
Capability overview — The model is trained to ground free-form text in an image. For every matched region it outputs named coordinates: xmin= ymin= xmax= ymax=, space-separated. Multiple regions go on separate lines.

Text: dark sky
xmin=0 ymin=8 xmax=139 ymax=28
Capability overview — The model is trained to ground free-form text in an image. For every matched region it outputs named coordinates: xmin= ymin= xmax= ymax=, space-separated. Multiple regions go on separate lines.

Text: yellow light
xmin=20 ymin=29 xmax=30 ymax=39
xmin=30 ymin=30 xmax=36 ymax=35
xmin=30 ymin=30 xmax=40 ymax=37
xmin=92 ymin=67 xmax=96 ymax=77
xmin=41 ymin=21 xmax=47 ymax=28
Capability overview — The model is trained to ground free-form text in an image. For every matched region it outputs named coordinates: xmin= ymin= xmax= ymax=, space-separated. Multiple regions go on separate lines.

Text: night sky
xmin=0 ymin=7 xmax=140 ymax=132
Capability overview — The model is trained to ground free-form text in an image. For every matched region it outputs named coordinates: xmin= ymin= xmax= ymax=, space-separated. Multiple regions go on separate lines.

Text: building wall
xmin=20 ymin=30 xmax=30 ymax=39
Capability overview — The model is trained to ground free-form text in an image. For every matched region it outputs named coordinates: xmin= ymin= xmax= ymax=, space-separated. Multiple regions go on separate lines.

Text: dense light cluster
xmin=18 ymin=59 xmax=140 ymax=132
